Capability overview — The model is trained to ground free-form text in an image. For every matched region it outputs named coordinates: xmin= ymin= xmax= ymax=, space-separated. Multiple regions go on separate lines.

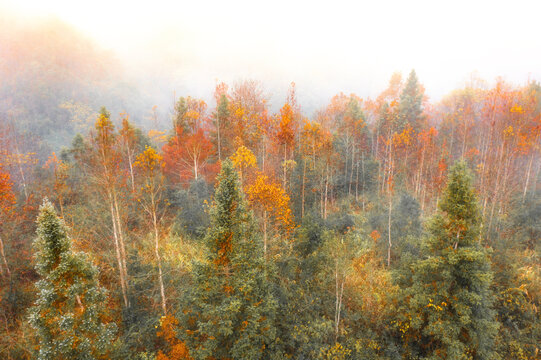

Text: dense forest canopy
xmin=1 ymin=12 xmax=540 ymax=360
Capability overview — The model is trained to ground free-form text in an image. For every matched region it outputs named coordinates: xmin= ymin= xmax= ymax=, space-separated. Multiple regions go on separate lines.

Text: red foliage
xmin=162 ymin=127 xmax=217 ymax=186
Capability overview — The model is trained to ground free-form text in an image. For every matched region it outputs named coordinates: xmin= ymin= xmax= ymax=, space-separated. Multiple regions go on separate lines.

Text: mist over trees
xmin=0 ymin=15 xmax=540 ymax=360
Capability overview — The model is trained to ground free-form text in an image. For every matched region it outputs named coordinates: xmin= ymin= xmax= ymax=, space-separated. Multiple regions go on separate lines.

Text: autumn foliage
xmin=1 ymin=73 xmax=540 ymax=359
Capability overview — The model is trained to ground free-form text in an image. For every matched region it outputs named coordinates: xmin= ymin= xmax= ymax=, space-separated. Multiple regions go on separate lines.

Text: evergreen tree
xmin=398 ymin=69 xmax=423 ymax=131
xmin=180 ymin=160 xmax=278 ymax=360
xmin=398 ymin=162 xmax=499 ymax=359
xmin=214 ymin=93 xmax=230 ymax=160
xmin=173 ymin=97 xmax=188 ymax=130
xmin=29 ymin=199 xmax=115 ymax=360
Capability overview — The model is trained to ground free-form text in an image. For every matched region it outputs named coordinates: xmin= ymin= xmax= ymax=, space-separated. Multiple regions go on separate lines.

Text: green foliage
xmin=398 ymin=162 xmax=500 ymax=359
xmin=509 ymin=193 xmax=541 ymax=252
xmin=173 ymin=97 xmax=188 ymax=130
xmin=28 ymin=199 xmax=116 ymax=360
xmin=272 ymin=214 xmax=334 ymax=358
xmin=180 ymin=160 xmax=278 ymax=359
xmin=397 ymin=69 xmax=424 ymax=132
xmin=490 ymin=193 xmax=541 ymax=359
xmin=171 ymin=179 xmax=212 ymax=239
xmin=369 ymin=192 xmax=422 ymax=265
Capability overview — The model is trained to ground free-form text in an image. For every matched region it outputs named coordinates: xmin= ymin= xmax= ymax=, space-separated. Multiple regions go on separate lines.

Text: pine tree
xmin=181 ymin=160 xmax=277 ymax=360
xmin=29 ymin=199 xmax=115 ymax=360
xmin=398 ymin=69 xmax=423 ymax=132
xmin=398 ymin=162 xmax=500 ymax=360
xmin=214 ymin=93 xmax=230 ymax=160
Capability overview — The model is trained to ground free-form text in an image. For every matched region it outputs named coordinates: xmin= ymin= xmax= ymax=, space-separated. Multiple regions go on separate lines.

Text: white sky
xmin=3 ymin=0 xmax=541 ymax=107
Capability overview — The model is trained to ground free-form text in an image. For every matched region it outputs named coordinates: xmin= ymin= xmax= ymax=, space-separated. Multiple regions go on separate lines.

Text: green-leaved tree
xmin=29 ymin=199 xmax=115 ymax=360
xmin=180 ymin=160 xmax=278 ymax=359
xmin=398 ymin=69 xmax=424 ymax=132
xmin=398 ymin=162 xmax=500 ymax=359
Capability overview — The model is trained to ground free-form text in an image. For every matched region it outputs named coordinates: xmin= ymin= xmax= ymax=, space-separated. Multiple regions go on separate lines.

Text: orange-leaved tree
xmin=246 ymin=173 xmax=294 ymax=258
xmin=162 ymin=127 xmax=216 ymax=186
xmin=274 ymin=102 xmax=298 ymax=189
xmin=156 ymin=314 xmax=192 ymax=360
xmin=0 ymin=164 xmax=15 ymax=277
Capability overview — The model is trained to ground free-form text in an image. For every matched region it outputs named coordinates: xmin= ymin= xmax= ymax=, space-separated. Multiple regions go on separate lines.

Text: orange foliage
xmin=156 ymin=315 xmax=192 ymax=360
xmin=392 ymin=123 xmax=415 ymax=148
xmin=176 ymin=97 xmax=208 ymax=133
xmin=300 ymin=121 xmax=333 ymax=167
xmin=226 ymin=80 xmax=268 ymax=151
xmin=246 ymin=174 xmax=294 ymax=237
xmin=275 ymin=103 xmax=297 ymax=148
xmin=0 ymin=164 xmax=15 ymax=215
xmin=347 ymin=249 xmax=397 ymax=325
xmin=369 ymin=230 xmax=381 ymax=243
xmin=162 ymin=127 xmax=216 ymax=185
xmin=213 ymin=232 xmax=233 ymax=268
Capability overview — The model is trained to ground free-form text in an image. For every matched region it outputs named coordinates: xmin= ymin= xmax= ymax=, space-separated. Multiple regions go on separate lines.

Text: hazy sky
xmin=3 ymin=0 xmax=541 ymax=109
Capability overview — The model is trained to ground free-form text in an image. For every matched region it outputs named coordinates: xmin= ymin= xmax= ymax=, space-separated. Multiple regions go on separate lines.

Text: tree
xmin=0 ymin=164 xmax=15 ymax=277
xmin=134 ymin=146 xmax=168 ymax=315
xmin=180 ymin=160 xmax=277 ymax=360
xmin=156 ymin=314 xmax=192 ymax=360
xmin=173 ymin=97 xmax=207 ymax=134
xmin=230 ymin=145 xmax=257 ymax=186
xmin=119 ymin=114 xmax=138 ymax=192
xmin=398 ymin=69 xmax=424 ymax=132
xmin=91 ymin=107 xmax=129 ymax=307
xmin=43 ymin=152 xmax=68 ymax=218
xmin=274 ymin=103 xmax=297 ymax=189
xmin=162 ymin=127 xmax=216 ymax=185
xmin=398 ymin=162 xmax=500 ymax=359
xmin=29 ymin=199 xmax=115 ymax=360
xmin=213 ymin=93 xmax=230 ymax=161
xmin=246 ymin=173 xmax=294 ymax=258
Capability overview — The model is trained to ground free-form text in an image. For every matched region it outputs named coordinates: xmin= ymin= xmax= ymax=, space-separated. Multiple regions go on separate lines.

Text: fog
xmin=3 ymin=0 xmax=541 ymax=114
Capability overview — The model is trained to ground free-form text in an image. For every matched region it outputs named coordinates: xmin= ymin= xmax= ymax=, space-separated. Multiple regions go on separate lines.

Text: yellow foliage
xmin=510 ymin=104 xmax=524 ymax=114
xmin=134 ymin=146 xmax=164 ymax=174
xmin=319 ymin=342 xmax=351 ymax=360
xmin=231 ymin=146 xmax=257 ymax=170
xmin=148 ymin=129 xmax=169 ymax=146
xmin=246 ymin=174 xmax=294 ymax=235
xmin=503 ymin=125 xmax=514 ymax=138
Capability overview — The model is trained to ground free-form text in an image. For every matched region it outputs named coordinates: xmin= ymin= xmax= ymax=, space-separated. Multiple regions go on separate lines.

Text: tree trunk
xmin=263 ymin=210 xmax=268 ymax=259
xmin=387 ymin=193 xmax=393 ymax=268
xmin=194 ymin=156 xmax=199 ymax=180
xmin=523 ymin=152 xmax=534 ymax=203
xmin=0 ymin=235 xmax=10 ymax=277
xmin=355 ymin=154 xmax=360 ymax=202
xmin=324 ymin=163 xmax=329 ymax=219
xmin=113 ymin=191 xmax=129 ymax=304
xmin=152 ymin=207 xmax=167 ymax=315
xmin=128 ymin=150 xmax=135 ymax=192
xmin=217 ymin=117 xmax=222 ymax=161
xmin=348 ymin=146 xmax=355 ymax=196
xmin=110 ymin=200 xmax=129 ymax=308
xmin=334 ymin=258 xmax=344 ymax=343
xmin=16 ymin=155 xmax=28 ymax=201
xmin=361 ymin=152 xmax=366 ymax=211
xmin=301 ymin=160 xmax=306 ymax=219
xmin=283 ymin=143 xmax=287 ymax=190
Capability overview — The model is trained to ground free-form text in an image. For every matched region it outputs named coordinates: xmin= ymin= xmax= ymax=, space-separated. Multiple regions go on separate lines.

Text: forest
xmin=1 ymin=16 xmax=541 ymax=360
